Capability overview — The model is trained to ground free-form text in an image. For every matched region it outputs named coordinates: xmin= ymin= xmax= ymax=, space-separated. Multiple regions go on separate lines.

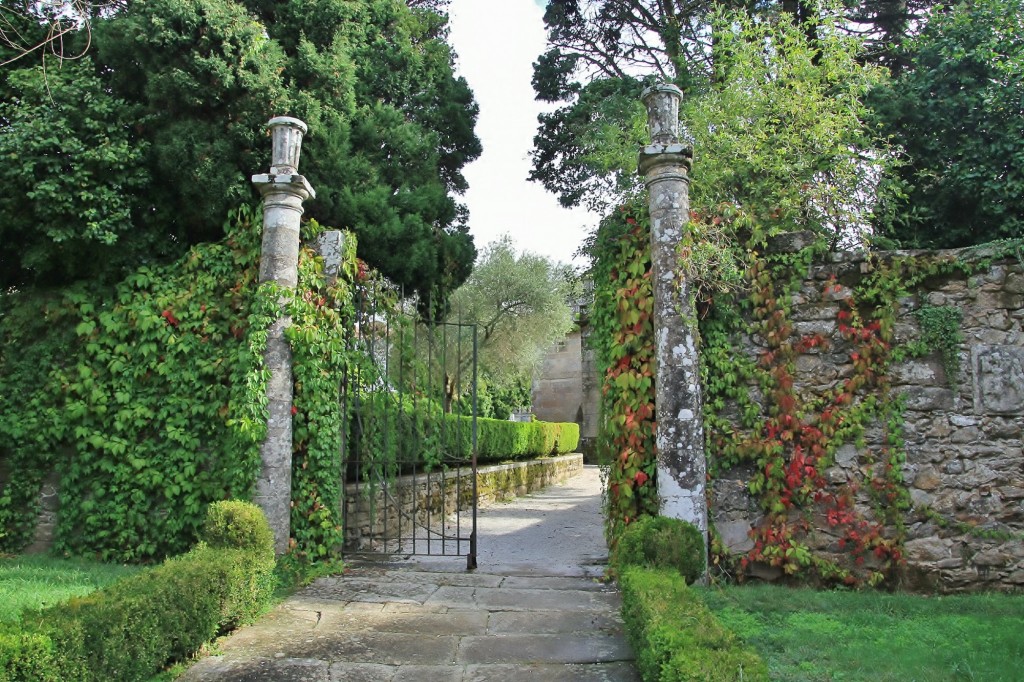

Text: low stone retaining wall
xmin=342 ymin=453 xmax=585 ymax=552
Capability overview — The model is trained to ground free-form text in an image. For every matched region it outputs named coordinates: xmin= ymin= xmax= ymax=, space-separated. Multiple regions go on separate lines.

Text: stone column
xmin=251 ymin=116 xmax=316 ymax=555
xmin=637 ymin=84 xmax=709 ymax=568
xmin=314 ymin=230 xmax=346 ymax=286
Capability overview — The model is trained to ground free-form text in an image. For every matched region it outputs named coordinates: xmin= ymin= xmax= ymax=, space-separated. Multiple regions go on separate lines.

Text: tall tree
xmin=0 ymin=57 xmax=151 ymax=286
xmin=530 ymin=0 xmax=938 ymax=212
xmin=842 ymin=0 xmax=943 ymax=75
xmin=685 ymin=7 xmax=894 ymax=247
xmin=0 ymin=0 xmax=481 ymax=305
xmin=870 ymin=0 xmax=1024 ymax=248
xmin=441 ymin=236 xmax=577 ymax=405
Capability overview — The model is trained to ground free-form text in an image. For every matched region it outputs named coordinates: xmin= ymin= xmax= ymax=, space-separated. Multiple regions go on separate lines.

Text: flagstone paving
xmin=178 ymin=466 xmax=639 ymax=681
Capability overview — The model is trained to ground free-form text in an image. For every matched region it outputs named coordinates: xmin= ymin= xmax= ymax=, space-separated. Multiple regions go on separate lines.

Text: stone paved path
xmin=178 ymin=466 xmax=640 ymax=681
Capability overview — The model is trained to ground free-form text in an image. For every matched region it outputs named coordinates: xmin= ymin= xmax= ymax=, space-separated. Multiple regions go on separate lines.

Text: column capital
xmin=251 ymin=173 xmax=316 ymax=201
xmin=638 ymin=143 xmax=693 ymax=178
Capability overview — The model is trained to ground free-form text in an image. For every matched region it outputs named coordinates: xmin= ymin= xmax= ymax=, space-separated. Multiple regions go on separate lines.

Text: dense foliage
xmin=611 ymin=516 xmax=706 ymax=585
xmin=684 ymin=9 xmax=893 ymax=248
xmin=531 ymin=0 xmax=912 ymax=212
xmin=585 ymin=201 xmax=659 ymax=539
xmin=0 ymin=206 xmax=366 ymax=563
xmin=0 ymin=0 xmax=480 ymax=305
xmin=870 ymin=0 xmax=1024 ymax=248
xmin=535 ymin=0 xmax=1019 ymax=247
xmin=356 ymin=391 xmax=580 ymax=470
xmin=0 ymin=207 xmax=269 ymax=559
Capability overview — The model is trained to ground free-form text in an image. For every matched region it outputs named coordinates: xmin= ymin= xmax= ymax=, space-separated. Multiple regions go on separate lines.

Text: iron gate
xmin=341 ymin=285 xmax=478 ymax=569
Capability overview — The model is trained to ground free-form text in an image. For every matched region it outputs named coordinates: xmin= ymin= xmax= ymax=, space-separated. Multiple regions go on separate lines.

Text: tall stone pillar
xmin=251 ymin=116 xmax=315 ymax=555
xmin=637 ymin=84 xmax=709 ymax=570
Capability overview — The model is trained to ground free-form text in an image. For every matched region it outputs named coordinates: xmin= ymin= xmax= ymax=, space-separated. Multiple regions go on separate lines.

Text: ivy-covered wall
xmin=0 ymin=206 xmax=362 ymax=565
xmin=708 ymin=239 xmax=1024 ymax=592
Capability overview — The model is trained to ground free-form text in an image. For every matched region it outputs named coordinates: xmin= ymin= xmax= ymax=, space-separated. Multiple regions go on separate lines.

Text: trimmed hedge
xmin=619 ymin=567 xmax=769 ymax=682
xmin=356 ymin=392 xmax=580 ymax=471
xmin=0 ymin=501 xmax=275 ymax=682
xmin=611 ymin=515 xmax=706 ymax=583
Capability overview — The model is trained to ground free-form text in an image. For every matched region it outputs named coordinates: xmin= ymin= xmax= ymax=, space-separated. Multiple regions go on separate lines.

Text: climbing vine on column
xmin=587 ymin=200 xmax=659 ymax=540
xmin=286 ymin=224 xmax=360 ymax=563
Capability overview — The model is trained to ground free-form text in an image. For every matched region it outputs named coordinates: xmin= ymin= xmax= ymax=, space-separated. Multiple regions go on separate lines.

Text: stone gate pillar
xmin=637 ymin=84 xmax=709 ymax=571
xmin=252 ymin=116 xmax=315 ymax=555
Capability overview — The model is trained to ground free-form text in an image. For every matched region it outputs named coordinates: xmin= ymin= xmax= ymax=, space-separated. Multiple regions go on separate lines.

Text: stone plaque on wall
xmin=973 ymin=345 xmax=1024 ymax=414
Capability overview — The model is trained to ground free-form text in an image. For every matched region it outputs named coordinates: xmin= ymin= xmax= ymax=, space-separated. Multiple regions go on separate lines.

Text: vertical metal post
xmin=251 ymin=117 xmax=315 ymax=555
xmin=468 ymin=324 xmax=479 ymax=570
xmin=637 ymin=84 xmax=709 ymax=579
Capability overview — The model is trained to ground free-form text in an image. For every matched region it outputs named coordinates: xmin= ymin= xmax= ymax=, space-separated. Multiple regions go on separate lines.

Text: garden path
xmin=177 ymin=465 xmax=640 ymax=681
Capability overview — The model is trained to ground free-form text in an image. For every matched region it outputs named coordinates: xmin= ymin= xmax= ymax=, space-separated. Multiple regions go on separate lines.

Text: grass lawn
xmin=0 ymin=554 xmax=140 ymax=624
xmin=700 ymin=584 xmax=1024 ymax=682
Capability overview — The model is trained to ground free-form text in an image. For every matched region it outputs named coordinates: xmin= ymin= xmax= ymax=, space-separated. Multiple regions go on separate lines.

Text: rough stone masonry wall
xmin=712 ymin=246 xmax=1024 ymax=592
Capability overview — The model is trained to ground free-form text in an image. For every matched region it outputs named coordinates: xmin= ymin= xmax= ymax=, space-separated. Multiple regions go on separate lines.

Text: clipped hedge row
xmin=356 ymin=392 xmax=579 ymax=471
xmin=0 ymin=501 xmax=275 ymax=682
xmin=474 ymin=416 xmax=580 ymax=461
xmin=619 ymin=567 xmax=769 ymax=682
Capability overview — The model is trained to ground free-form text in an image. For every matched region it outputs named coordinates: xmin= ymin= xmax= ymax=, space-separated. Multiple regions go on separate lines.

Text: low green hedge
xmin=355 ymin=392 xmax=580 ymax=470
xmin=611 ymin=515 xmax=706 ymax=583
xmin=619 ymin=567 xmax=768 ymax=682
xmin=0 ymin=500 xmax=275 ymax=682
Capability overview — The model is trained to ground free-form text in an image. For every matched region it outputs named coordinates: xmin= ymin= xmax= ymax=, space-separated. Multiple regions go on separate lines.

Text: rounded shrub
xmin=612 ymin=515 xmax=706 ymax=584
xmin=200 ymin=500 xmax=274 ymax=556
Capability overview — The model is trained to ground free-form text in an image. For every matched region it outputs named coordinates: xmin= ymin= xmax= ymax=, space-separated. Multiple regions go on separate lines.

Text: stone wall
xmin=532 ymin=331 xmax=584 ymax=426
xmin=532 ymin=326 xmax=601 ymax=461
xmin=342 ymin=453 xmax=584 ymax=553
xmin=711 ymin=245 xmax=1024 ymax=591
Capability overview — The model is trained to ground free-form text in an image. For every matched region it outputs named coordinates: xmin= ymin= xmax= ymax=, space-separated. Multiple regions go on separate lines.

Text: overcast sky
xmin=447 ymin=0 xmax=599 ymax=267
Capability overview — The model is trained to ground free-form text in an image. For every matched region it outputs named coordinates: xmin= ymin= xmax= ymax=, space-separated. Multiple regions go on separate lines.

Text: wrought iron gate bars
xmin=341 ymin=284 xmax=478 ymax=570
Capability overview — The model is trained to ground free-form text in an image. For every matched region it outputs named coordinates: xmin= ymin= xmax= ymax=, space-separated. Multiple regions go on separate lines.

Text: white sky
xmin=447 ymin=0 xmax=599 ymax=267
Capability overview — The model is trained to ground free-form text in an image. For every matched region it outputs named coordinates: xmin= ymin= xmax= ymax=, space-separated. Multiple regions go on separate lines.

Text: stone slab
xmin=465 ymin=663 xmax=641 ymax=682
xmin=303 ymin=578 xmax=437 ymax=604
xmin=391 ymin=665 xmax=465 ymax=682
xmin=487 ymin=610 xmax=625 ymax=636
xmin=179 ymin=657 xmax=330 ymax=682
xmin=457 ymin=634 xmax=634 ymax=665
xmin=973 ymin=345 xmax=1024 ymax=414
xmin=327 ymin=662 xmax=397 ymax=682
xmin=470 ymin=586 xmax=622 ymax=612
xmin=498 ymin=576 xmax=609 ymax=591
xmin=289 ymin=631 xmax=460 ymax=666
xmin=320 ymin=609 xmax=488 ymax=635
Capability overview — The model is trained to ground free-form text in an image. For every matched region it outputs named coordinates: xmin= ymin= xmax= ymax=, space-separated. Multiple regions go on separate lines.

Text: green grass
xmin=699 ymin=584 xmax=1024 ymax=682
xmin=0 ymin=554 xmax=140 ymax=624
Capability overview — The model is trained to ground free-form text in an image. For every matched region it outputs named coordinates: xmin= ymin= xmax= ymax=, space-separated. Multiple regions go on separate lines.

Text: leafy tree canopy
xmin=870 ymin=0 xmax=1024 ymax=248
xmin=530 ymin=0 xmax=939 ymax=213
xmin=447 ymin=236 xmax=577 ymax=385
xmin=551 ymin=5 xmax=896 ymax=251
xmin=0 ymin=0 xmax=480 ymax=304
xmin=685 ymin=8 xmax=895 ymax=248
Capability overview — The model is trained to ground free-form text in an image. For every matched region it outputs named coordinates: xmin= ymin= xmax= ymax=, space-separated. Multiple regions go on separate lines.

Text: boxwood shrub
xmin=619 ymin=566 xmax=769 ymax=682
xmin=0 ymin=501 xmax=275 ymax=682
xmin=611 ymin=515 xmax=705 ymax=583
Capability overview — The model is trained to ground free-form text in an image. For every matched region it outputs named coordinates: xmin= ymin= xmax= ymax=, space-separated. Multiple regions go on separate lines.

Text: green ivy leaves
xmin=587 ymin=201 xmax=660 ymax=540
